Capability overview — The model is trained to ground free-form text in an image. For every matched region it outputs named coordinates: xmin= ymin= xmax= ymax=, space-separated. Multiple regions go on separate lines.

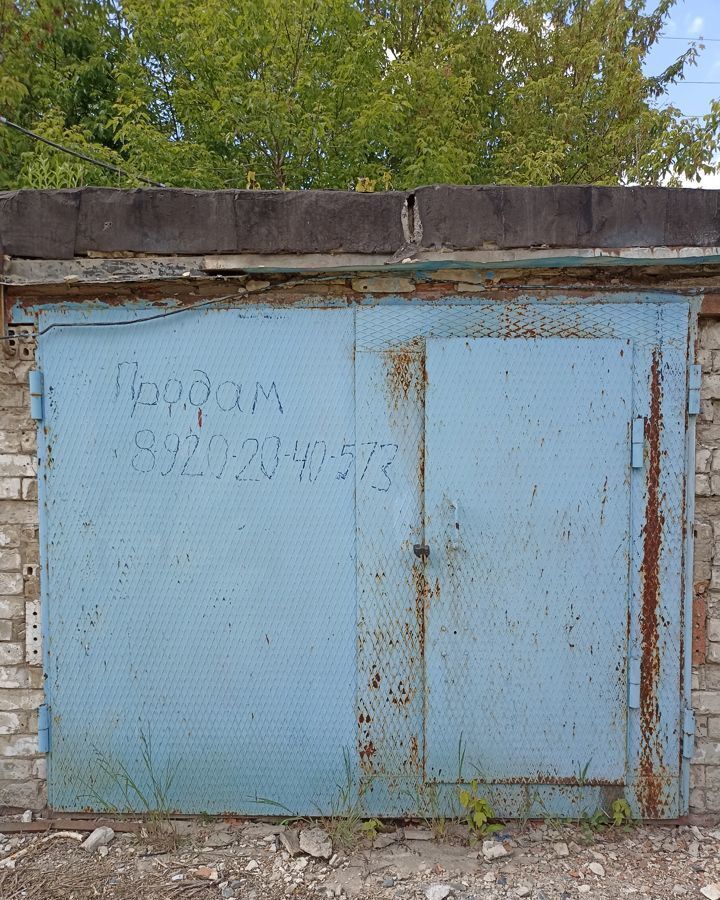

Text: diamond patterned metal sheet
xmin=39 ymin=308 xmax=358 ymax=813
xmin=35 ymin=294 xmax=692 ymax=818
xmin=424 ymin=337 xmax=632 ymax=784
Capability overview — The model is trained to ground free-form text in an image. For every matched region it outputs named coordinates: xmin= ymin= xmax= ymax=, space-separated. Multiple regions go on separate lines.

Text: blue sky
xmin=645 ymin=0 xmax=720 ymax=184
xmin=646 ymin=0 xmax=718 ymax=118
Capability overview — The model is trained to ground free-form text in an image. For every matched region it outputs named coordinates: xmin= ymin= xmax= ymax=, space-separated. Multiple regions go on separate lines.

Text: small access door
xmin=424 ymin=338 xmax=633 ymax=785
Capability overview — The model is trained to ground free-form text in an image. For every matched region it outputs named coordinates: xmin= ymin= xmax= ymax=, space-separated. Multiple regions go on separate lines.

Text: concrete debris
xmin=279 ymin=828 xmax=303 ymax=857
xmin=373 ymin=832 xmax=398 ymax=849
xmin=0 ymin=817 xmax=716 ymax=899
xmin=204 ymin=830 xmax=239 ymax=848
xmin=405 ymin=827 xmax=434 ymax=841
xmin=482 ymin=840 xmax=509 ymax=860
xmin=424 ymin=884 xmax=452 ymax=900
xmin=80 ymin=826 xmax=115 ymax=853
xmin=20 ymin=810 xmax=32 ymax=823
xmin=299 ymin=827 xmax=332 ymax=860
xmin=193 ymin=865 xmax=218 ymax=880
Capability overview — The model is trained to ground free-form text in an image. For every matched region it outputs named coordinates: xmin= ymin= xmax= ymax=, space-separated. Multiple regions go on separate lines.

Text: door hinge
xmin=29 ymin=370 xmax=43 ymax=422
xmin=628 ymin=655 xmax=641 ymax=708
xmin=631 ymin=417 xmax=645 ymax=469
xmin=38 ymin=703 xmax=49 ymax=754
xmin=688 ymin=364 xmax=702 ymax=416
xmin=683 ymin=707 xmax=696 ymax=760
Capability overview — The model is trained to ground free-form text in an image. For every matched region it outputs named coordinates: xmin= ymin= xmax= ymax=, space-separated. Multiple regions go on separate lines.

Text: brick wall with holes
xmin=0 ymin=325 xmax=45 ymax=811
xmin=692 ymin=318 xmax=720 ymax=814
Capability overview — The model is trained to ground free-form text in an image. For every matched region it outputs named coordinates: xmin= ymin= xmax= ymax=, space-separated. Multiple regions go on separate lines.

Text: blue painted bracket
xmin=628 ymin=656 xmax=641 ymax=709
xmin=631 ymin=418 xmax=645 ymax=469
xmin=28 ymin=370 xmax=43 ymax=421
xmin=688 ymin=364 xmax=702 ymax=416
xmin=38 ymin=703 xmax=49 ymax=753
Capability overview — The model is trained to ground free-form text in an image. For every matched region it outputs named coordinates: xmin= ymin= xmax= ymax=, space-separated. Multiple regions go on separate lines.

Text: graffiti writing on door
xmin=115 ymin=361 xmax=398 ymax=491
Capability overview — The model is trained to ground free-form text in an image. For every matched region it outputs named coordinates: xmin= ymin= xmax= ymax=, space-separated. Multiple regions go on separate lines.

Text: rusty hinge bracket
xmin=683 ymin=707 xmax=696 ymax=759
xmin=631 ymin=417 xmax=645 ymax=469
xmin=29 ymin=369 xmax=43 ymax=421
xmin=688 ymin=364 xmax=702 ymax=416
xmin=628 ymin=655 xmax=641 ymax=709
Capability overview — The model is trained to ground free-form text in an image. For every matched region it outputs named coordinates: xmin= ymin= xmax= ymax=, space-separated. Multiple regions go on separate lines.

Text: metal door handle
xmin=413 ymin=543 xmax=430 ymax=560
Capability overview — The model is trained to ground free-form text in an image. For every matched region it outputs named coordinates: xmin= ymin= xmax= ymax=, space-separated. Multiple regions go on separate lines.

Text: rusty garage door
xmin=34 ymin=294 xmax=693 ymax=818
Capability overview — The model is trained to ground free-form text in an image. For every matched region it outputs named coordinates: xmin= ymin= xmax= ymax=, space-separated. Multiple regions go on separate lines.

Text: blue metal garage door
xmin=34 ymin=295 xmax=693 ymax=818
xmin=424 ymin=338 xmax=632 ymax=783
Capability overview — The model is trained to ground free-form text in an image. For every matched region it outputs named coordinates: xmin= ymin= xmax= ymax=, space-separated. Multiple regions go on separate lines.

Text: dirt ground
xmin=0 ymin=816 xmax=718 ymax=900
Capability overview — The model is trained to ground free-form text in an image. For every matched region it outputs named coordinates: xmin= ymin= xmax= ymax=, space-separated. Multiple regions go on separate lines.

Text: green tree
xmin=0 ymin=0 xmax=131 ymax=188
xmin=0 ymin=0 xmax=717 ymax=189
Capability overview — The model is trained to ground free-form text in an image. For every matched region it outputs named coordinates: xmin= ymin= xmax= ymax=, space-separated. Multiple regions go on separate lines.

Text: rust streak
xmin=409 ymin=734 xmax=419 ymax=770
xmin=411 ymin=565 xmax=428 ymax=658
xmin=637 ymin=350 xmax=665 ymax=818
xmin=384 ymin=346 xmax=416 ymax=406
xmin=487 ymin=775 xmax=626 ymax=787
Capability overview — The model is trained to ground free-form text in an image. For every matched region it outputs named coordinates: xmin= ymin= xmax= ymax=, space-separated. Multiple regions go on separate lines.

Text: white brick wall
xmin=0 ymin=332 xmax=45 ymax=811
xmin=692 ymin=319 xmax=720 ymax=813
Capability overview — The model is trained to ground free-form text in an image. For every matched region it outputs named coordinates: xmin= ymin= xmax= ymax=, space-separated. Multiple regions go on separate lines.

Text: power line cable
xmin=0 ymin=116 xmax=165 ymax=188
xmin=0 ymin=274 xmax=349 ymax=342
xmin=659 ymin=35 xmax=720 ymax=42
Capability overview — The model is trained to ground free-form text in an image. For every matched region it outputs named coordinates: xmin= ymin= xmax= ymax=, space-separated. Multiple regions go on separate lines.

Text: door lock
xmin=413 ymin=543 xmax=430 ymax=560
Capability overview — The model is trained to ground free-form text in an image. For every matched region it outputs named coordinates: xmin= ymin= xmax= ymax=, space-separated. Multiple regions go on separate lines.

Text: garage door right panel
xmin=424 ymin=337 xmax=633 ymax=783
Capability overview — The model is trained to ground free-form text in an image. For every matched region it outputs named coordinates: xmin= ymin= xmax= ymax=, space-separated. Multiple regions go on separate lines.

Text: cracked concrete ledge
xmin=2 ymin=185 xmax=720 ymax=262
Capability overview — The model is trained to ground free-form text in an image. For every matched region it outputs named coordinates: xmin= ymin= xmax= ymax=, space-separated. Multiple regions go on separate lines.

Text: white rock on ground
xmin=81 ymin=826 xmax=115 ymax=853
xmin=588 ymin=861 xmax=606 ymax=877
xmin=553 ymin=841 xmax=569 ymax=857
xmin=482 ymin=840 xmax=509 ymax=860
xmin=424 ymin=884 xmax=452 ymax=900
xmin=299 ymin=827 xmax=332 ymax=860
xmin=701 ymin=885 xmax=720 ymax=900
xmin=19 ymin=811 xmax=31 ymax=824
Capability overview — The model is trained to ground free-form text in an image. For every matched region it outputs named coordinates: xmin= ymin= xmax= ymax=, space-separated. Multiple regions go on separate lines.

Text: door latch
xmin=413 ymin=543 xmax=430 ymax=560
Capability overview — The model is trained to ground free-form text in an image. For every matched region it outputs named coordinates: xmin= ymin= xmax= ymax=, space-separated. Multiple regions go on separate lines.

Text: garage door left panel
xmin=38 ymin=308 xmax=357 ymax=813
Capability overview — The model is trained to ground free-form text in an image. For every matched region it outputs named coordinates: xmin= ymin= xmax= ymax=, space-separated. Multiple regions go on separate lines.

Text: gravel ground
xmin=0 ymin=816 xmax=719 ymax=900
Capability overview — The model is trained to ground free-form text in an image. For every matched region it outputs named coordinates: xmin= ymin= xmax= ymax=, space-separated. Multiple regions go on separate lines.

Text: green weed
xmin=458 ymin=779 xmax=504 ymax=841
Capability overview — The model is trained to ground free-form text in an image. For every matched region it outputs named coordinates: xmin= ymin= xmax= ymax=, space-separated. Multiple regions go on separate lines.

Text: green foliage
xmin=360 ymin=817 xmax=383 ymax=840
xmin=458 ymin=779 xmax=504 ymax=839
xmin=1 ymin=0 xmax=718 ymax=189
xmin=403 ymin=780 xmax=451 ymax=840
xmin=611 ymin=798 xmax=633 ymax=827
xmin=578 ymin=798 xmax=634 ymax=836
xmin=84 ymin=728 xmax=177 ymax=841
